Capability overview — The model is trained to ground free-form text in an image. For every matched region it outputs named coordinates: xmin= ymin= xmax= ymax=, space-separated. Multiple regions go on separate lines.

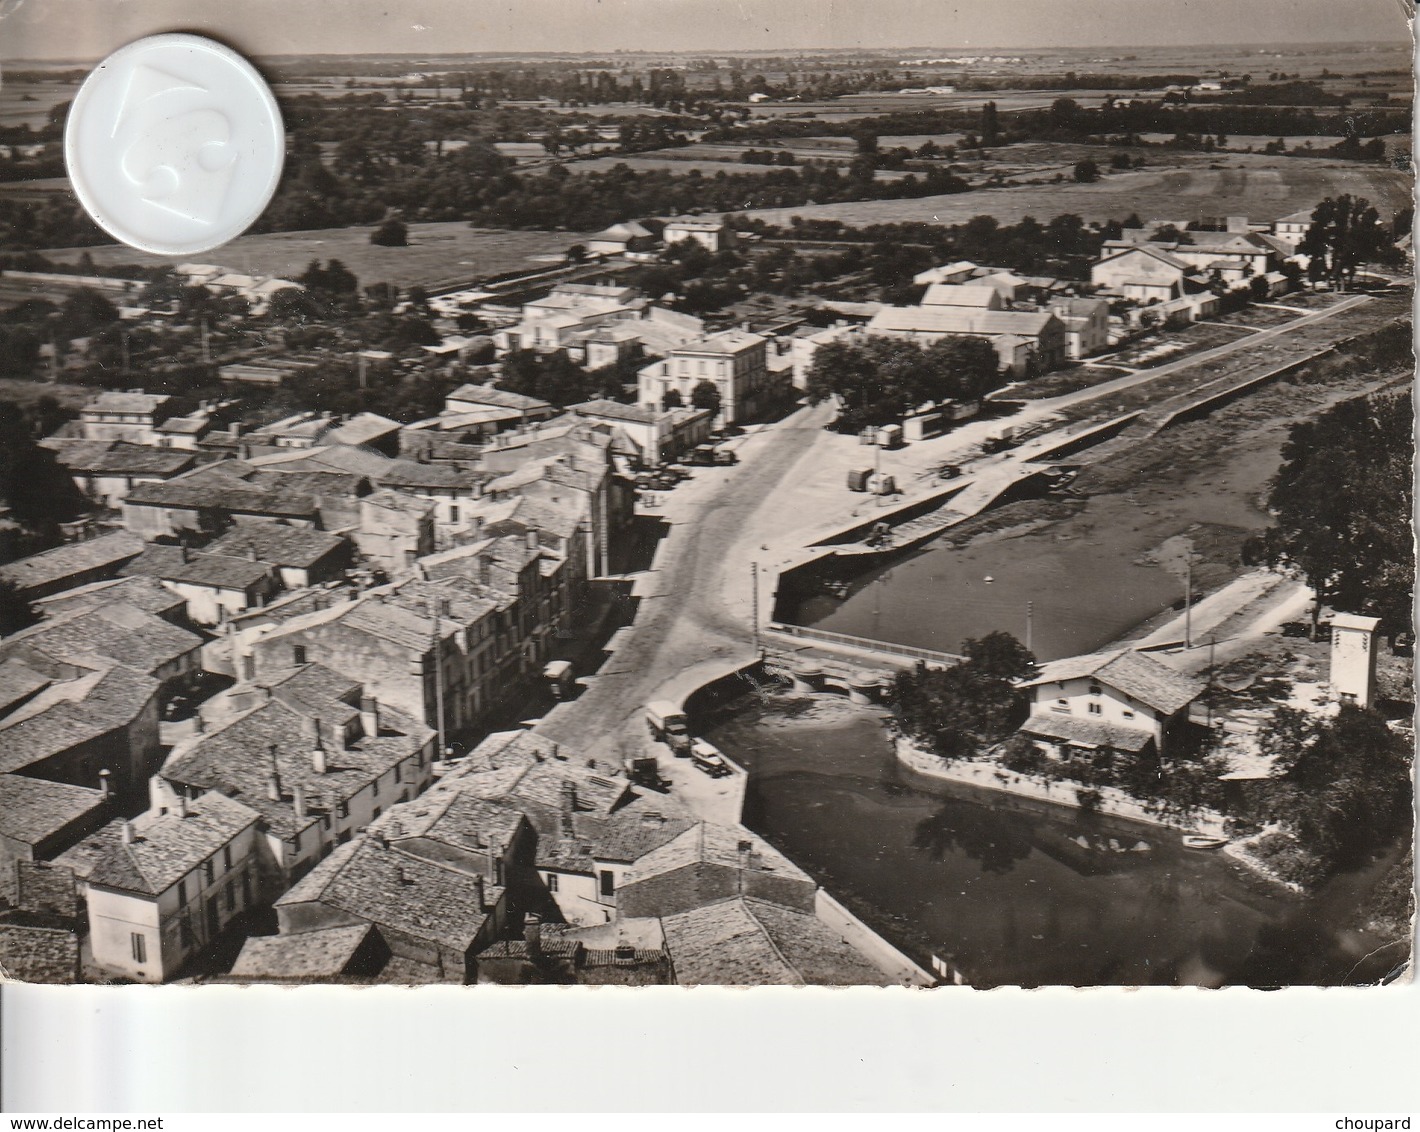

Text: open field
xmin=0 ymin=80 xmax=71 ymax=131
xmin=37 ymin=222 xmax=591 ymax=291
xmin=739 ymin=158 xmax=1412 ymax=227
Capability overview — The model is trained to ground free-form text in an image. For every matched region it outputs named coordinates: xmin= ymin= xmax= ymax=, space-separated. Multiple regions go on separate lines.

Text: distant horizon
xmin=0 ymin=0 xmax=1409 ymax=65
xmin=2 ymin=40 xmax=1412 ymax=67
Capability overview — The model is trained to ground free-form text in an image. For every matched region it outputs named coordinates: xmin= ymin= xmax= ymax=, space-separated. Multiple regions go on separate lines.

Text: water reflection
xmin=912 ymin=796 xmax=1035 ymax=874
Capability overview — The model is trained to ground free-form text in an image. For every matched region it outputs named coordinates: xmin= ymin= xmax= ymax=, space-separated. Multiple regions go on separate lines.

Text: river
xmin=701 ymin=694 xmax=1404 ymax=987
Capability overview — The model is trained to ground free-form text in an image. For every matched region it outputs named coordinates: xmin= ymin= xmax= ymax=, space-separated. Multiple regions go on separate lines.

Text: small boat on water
xmin=1182 ymin=833 xmax=1229 ymax=850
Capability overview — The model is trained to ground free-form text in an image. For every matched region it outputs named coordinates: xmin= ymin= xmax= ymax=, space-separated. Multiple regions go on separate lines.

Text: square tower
xmin=1329 ymin=613 xmax=1383 ymax=708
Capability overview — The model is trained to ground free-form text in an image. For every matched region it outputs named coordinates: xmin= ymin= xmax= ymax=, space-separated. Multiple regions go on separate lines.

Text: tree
xmin=1072 ymin=159 xmax=1100 ymax=183
xmin=1298 ymin=195 xmax=1392 ymax=290
xmin=661 ymin=388 xmax=683 ymax=410
xmin=1246 ymin=391 xmax=1412 ymax=634
xmin=891 ymin=633 xmax=1036 ymax=762
xmin=369 ymin=217 xmax=409 ymax=247
xmin=690 ymin=379 xmax=721 ymax=417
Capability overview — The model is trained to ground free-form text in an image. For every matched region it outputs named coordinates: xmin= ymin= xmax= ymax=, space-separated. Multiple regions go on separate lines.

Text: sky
xmin=0 ymin=0 xmax=1411 ymax=61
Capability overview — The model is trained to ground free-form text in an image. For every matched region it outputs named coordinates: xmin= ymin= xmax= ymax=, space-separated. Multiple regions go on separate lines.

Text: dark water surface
xmin=704 ymin=695 xmax=1403 ymax=987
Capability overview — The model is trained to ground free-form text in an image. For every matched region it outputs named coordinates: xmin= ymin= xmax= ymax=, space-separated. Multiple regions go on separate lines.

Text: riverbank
xmin=892 ymin=734 xmax=1228 ymax=837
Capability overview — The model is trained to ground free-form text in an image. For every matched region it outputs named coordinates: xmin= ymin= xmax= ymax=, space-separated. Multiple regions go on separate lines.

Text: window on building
xmin=546 ymin=873 xmax=558 ymax=893
xmin=177 ymin=878 xmax=187 ymax=905
xmin=338 ymin=829 xmax=351 ymax=845
xmin=449 ymin=505 xmax=460 ymax=524
xmin=222 ymin=846 xmax=232 ymax=871
xmin=202 ymin=860 xmax=214 ymax=885
xmin=599 ymin=870 xmax=615 ymax=898
xmin=293 ymin=645 xmax=307 ymax=666
xmin=372 ymin=778 xmax=380 ymax=797
xmin=130 ymin=933 xmax=147 ymax=964
xmin=1088 ymin=682 xmax=1102 ymax=697
xmin=321 ymin=814 xmax=331 ymax=831
xmin=1122 ymin=709 xmax=1135 ymax=720
xmin=393 ymin=764 xmax=401 ymax=784
xmin=179 ymin=917 xmax=193 ymax=949
xmin=494 ymin=859 xmax=504 ymax=885
xmin=337 ymin=801 xmax=349 ymax=819
xmin=1087 ymin=702 xmax=1103 ymax=715
xmin=372 ymin=806 xmax=381 ymax=820
xmin=225 ymin=880 xmax=236 ymax=913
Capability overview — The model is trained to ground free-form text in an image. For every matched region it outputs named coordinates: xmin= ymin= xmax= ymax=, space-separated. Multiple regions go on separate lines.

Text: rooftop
xmin=121 ymin=544 xmax=273 ymax=591
xmin=229 ymin=925 xmax=374 ymax=981
xmin=568 ymin=399 xmax=664 ymax=426
xmin=867 ymin=306 xmax=1060 ymax=338
xmin=660 ymin=897 xmax=892 ymax=986
xmin=446 ymin=384 xmax=552 ymax=413
xmin=921 ymin=284 xmax=1001 ymax=308
xmin=323 ymin=413 xmax=402 ymax=448
xmin=40 ymin=440 xmax=194 ymax=478
xmin=204 ymin=524 xmax=347 ymax=570
xmin=274 ymin=837 xmax=491 ymax=952
xmin=0 ymin=663 xmax=158 ymax=774
xmin=1 ymin=602 xmax=201 ymax=680
xmin=0 ymin=924 xmax=79 ymax=984
xmin=1020 ymin=711 xmax=1155 ymax=753
xmin=62 ymin=793 xmax=260 ymax=897
xmin=1025 ymin=649 xmax=1205 ymax=715
xmin=676 ymin=329 xmax=766 ymax=356
xmin=0 ymin=532 xmax=145 ymax=594
xmin=82 ymin=391 xmax=171 ymax=416
xmin=0 ymin=773 xmax=106 ymax=846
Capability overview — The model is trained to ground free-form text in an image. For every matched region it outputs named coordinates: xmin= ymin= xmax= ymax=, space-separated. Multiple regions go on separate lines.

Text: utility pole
xmin=429 ymin=602 xmax=447 ymax=761
xmin=750 ymin=561 xmax=760 ymax=654
xmin=1184 ymin=554 xmax=1193 ymax=649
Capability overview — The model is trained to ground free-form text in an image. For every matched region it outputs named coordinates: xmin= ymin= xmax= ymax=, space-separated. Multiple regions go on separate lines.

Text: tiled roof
xmin=0 ymin=773 xmax=106 ymax=845
xmin=1020 ymin=711 xmax=1154 ymax=753
xmin=34 ymin=575 xmax=186 ymax=620
xmin=72 ymin=793 xmax=260 ymax=897
xmin=1097 ymin=246 xmax=1193 ymax=272
xmin=0 ymin=924 xmax=79 ymax=984
xmin=2 ymin=601 xmax=200 ymax=678
xmin=323 ymin=414 xmax=401 ymax=448
xmin=659 ymin=896 xmax=888 ymax=986
xmin=121 ymin=544 xmax=272 ymax=591
xmin=569 ymin=399 xmax=663 ymax=425
xmin=921 ymin=284 xmax=1000 ymax=308
xmin=43 ymin=440 xmax=194 ymax=477
xmin=378 ymin=460 xmax=477 ymax=492
xmin=274 ymin=838 xmax=490 ymax=952
xmin=229 ymin=925 xmax=373 ymax=980
xmin=161 ymin=692 xmax=431 ymax=840
xmin=0 ymin=657 xmax=51 ymax=712
xmin=249 ymin=445 xmax=395 ymax=480
xmin=677 ymin=329 xmax=765 ymax=355
xmin=376 ymin=789 xmax=526 ymax=857
xmin=205 ymin=524 xmax=346 ymax=569
xmin=360 ymin=488 xmax=434 ymax=516
xmin=83 ymin=392 xmax=170 ymax=415
xmin=0 ymin=663 xmax=157 ymax=773
xmin=124 ymin=468 xmax=319 ymax=519
xmin=868 ymin=306 xmax=1059 ymax=338
xmin=447 ymin=384 xmax=552 ymax=412
xmin=155 ymin=414 xmax=211 ymax=435
xmin=0 ymin=532 xmax=145 ymax=593
xmin=624 ymin=822 xmax=811 ymax=887
xmin=1024 ymin=649 xmax=1204 ymax=715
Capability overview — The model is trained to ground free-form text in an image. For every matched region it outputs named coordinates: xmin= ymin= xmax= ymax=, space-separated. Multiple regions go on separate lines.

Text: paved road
xmin=536 ymin=401 xmax=836 ymax=770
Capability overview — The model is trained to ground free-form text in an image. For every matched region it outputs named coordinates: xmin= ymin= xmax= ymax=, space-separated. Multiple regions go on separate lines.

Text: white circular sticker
xmin=65 ymin=33 xmax=284 ymax=256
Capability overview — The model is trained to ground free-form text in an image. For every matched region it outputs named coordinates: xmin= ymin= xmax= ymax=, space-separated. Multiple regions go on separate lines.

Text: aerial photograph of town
xmin=0 ymin=0 xmax=1412 ymax=992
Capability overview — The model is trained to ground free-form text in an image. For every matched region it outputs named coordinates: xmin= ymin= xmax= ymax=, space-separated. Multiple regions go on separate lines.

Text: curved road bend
xmin=535 ymin=400 xmax=837 ymax=763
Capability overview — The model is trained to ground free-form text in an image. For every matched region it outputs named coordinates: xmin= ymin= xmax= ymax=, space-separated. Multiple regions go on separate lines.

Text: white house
xmin=1018 ymin=649 xmax=1205 ymax=761
xmin=662 ymin=217 xmax=733 ymax=253
xmin=59 ymin=793 xmax=262 ymax=982
xmin=637 ymin=329 xmax=779 ymax=425
xmin=1047 ymin=297 xmax=1111 ymax=359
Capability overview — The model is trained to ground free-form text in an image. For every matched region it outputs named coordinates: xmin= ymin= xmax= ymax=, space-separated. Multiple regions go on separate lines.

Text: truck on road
xmin=646 ymin=700 xmax=692 ymax=756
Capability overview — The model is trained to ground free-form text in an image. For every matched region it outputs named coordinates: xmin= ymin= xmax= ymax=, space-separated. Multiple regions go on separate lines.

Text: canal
xmin=701 ymin=693 xmax=1403 ymax=987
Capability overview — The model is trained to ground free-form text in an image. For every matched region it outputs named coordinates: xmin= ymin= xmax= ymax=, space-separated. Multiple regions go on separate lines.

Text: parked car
xmin=690 ymin=739 xmax=730 ymax=777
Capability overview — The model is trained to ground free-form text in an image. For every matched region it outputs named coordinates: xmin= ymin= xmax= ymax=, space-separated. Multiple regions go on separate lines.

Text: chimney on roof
xmin=559 ymin=780 xmax=577 ymax=839
xmin=98 ymin=768 xmax=113 ymax=801
xmin=178 ymin=544 xmax=190 ymax=564
xmin=473 ymin=873 xmax=486 ymax=910
xmin=176 ymin=794 xmax=188 ymax=818
xmin=229 ymin=422 xmax=243 ymax=437
xmin=245 ymin=542 xmax=259 ymax=562
xmin=523 ymin=913 xmax=543 ymax=960
xmin=360 ymin=693 xmax=380 ymax=738
xmin=374 ymin=831 xmax=389 ymax=850
xmin=641 ymin=810 xmax=665 ymax=828
xmin=439 ymin=598 xmax=452 ymax=618
xmin=525 ymin=530 xmax=538 ymax=551
xmin=292 ymin=783 xmax=307 ymax=820
xmin=268 ymin=743 xmax=282 ymax=800
xmin=121 ymin=821 xmax=136 ymax=845
xmin=192 ymin=713 xmax=205 ymax=735
xmin=311 ymin=717 xmax=328 ymax=774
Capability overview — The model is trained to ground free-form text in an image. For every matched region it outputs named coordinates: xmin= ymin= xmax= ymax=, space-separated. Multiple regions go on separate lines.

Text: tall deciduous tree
xmin=892 ymin=633 xmax=1036 ymax=761
xmin=1247 ymin=391 xmax=1412 ymax=633
xmin=1298 ymin=195 xmax=1394 ymax=290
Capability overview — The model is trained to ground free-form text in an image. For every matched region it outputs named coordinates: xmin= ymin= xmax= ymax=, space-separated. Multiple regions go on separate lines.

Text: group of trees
xmin=1248 ymin=705 xmax=1414 ymax=886
xmin=806 ymin=335 xmax=1004 ymax=433
xmin=1246 ymin=385 xmax=1412 ymax=635
xmin=891 ymin=633 xmax=1038 ymax=761
xmin=1297 ymin=194 xmax=1403 ymax=290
